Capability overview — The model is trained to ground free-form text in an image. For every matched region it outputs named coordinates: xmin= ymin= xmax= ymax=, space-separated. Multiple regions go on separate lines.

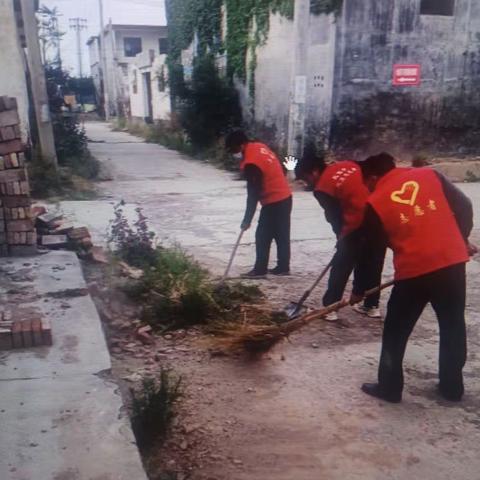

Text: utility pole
xmin=98 ymin=0 xmax=110 ymax=120
xmin=53 ymin=11 xmax=63 ymax=69
xmin=20 ymin=0 xmax=58 ymax=167
xmin=69 ymin=17 xmax=87 ymax=77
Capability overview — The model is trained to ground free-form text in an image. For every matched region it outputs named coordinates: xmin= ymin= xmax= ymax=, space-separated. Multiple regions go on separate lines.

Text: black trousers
xmin=254 ymin=196 xmax=292 ymax=274
xmin=378 ymin=263 xmax=467 ymax=398
xmin=323 ymin=230 xmax=386 ymax=308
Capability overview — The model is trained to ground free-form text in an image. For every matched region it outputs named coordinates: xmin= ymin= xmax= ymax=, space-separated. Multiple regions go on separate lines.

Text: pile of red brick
xmin=0 ymin=312 xmax=52 ymax=351
xmin=0 ymin=96 xmax=36 ymax=257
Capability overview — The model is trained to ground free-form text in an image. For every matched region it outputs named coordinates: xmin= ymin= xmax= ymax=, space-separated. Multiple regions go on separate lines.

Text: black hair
xmin=360 ymin=152 xmax=396 ymax=177
xmin=295 ymin=140 xmax=326 ymax=179
xmin=225 ymin=130 xmax=249 ymax=152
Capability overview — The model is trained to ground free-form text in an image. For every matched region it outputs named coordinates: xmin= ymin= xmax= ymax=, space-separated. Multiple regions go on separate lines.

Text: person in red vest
xmin=351 ymin=152 xmax=476 ymax=403
xmin=297 ymin=144 xmax=386 ymax=321
xmin=225 ymin=130 xmax=292 ymax=278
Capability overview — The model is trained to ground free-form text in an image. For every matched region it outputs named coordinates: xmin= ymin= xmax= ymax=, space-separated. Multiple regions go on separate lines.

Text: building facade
xmin=0 ymin=0 xmax=32 ymax=140
xmin=173 ymin=0 xmax=480 ymax=156
xmin=88 ymin=23 xmax=170 ymax=120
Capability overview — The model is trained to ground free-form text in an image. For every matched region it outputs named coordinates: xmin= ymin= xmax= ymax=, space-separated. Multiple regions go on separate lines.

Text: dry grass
xmin=211 ymin=281 xmax=395 ymax=355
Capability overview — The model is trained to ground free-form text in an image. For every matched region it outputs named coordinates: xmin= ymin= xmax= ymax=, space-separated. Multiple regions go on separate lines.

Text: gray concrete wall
xmin=303 ymin=12 xmax=337 ymax=149
xmin=0 ymin=0 xmax=29 ymax=140
xmin=252 ymin=12 xmax=294 ymax=151
xmin=329 ymin=0 xmax=480 ymax=154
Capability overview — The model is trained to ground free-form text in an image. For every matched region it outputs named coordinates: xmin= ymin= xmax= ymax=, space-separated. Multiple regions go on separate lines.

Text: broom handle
xmin=296 ymin=258 xmax=334 ymax=308
xmin=291 ymin=279 xmax=396 ymax=329
xmin=221 ymin=230 xmax=245 ymax=281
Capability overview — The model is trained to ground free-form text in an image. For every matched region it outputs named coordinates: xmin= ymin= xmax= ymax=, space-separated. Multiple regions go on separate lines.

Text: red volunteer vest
xmin=241 ymin=142 xmax=291 ymax=206
xmin=369 ymin=167 xmax=469 ymax=281
xmin=315 ymin=160 xmax=369 ymax=237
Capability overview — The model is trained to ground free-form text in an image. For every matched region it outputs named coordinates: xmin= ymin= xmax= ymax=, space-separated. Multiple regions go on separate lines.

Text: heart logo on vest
xmin=390 ymin=181 xmax=420 ymax=206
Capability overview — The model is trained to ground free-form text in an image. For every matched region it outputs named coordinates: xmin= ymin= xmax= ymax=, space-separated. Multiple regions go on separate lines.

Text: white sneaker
xmin=324 ymin=311 xmax=338 ymax=322
xmin=353 ymin=304 xmax=382 ymax=318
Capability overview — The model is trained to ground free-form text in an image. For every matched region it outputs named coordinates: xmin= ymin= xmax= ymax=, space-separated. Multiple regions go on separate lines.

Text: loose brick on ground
xmin=31 ymin=319 xmax=43 ymax=346
xmin=11 ymin=321 xmax=23 ymax=348
xmin=21 ymin=320 xmax=33 ymax=348
xmin=41 ymin=319 xmax=53 ymax=346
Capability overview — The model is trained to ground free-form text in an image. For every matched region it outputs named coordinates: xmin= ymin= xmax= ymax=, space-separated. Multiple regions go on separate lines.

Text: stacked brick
xmin=0 ymin=96 xmax=36 ymax=256
xmin=0 ymin=311 xmax=52 ymax=350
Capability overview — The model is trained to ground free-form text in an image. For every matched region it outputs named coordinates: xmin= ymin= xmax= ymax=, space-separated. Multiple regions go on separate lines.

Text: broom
xmin=216 ymin=280 xmax=395 ymax=354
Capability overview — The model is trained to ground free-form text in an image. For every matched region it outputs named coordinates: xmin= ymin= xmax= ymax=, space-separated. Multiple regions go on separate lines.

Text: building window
xmin=420 ymin=0 xmax=455 ymax=16
xmin=159 ymin=38 xmax=169 ymax=55
xmin=124 ymin=37 xmax=142 ymax=57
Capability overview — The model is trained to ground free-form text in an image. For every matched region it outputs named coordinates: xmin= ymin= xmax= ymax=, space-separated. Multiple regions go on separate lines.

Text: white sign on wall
xmin=294 ymin=75 xmax=307 ymax=104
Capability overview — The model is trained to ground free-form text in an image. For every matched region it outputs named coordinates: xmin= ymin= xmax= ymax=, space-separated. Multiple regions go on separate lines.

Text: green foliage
xmin=128 ymin=246 xmax=213 ymax=328
xmin=310 ymin=0 xmax=343 ymax=16
xmin=465 ymin=170 xmax=480 ymax=183
xmin=43 ymin=65 xmax=100 ymax=181
xmin=164 ymin=0 xmax=294 ymax=150
xmin=130 ymin=249 xmax=264 ymax=330
xmin=51 ymin=114 xmax=88 ymax=162
xmin=225 ymin=0 xmax=293 ymax=81
xmin=112 ymin=117 xmax=127 ymax=131
xmin=27 ymin=153 xmax=64 ymax=198
xmin=130 ymin=370 xmax=183 ymax=449
xmin=111 ymin=207 xmax=263 ymax=329
xmin=166 ymin=0 xmax=294 ymax=87
xmin=166 ymin=0 xmax=223 ymax=62
xmin=108 ymin=202 xmax=157 ymax=268
xmin=181 ymin=55 xmax=242 ymax=149
xmin=124 ymin=117 xmax=194 ymax=155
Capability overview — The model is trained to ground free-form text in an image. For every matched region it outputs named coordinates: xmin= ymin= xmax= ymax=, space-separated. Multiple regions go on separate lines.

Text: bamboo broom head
xmin=211 ymin=281 xmax=394 ymax=355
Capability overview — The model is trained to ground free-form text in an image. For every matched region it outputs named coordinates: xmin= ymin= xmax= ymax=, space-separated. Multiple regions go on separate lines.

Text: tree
xmin=38 ymin=5 xmax=64 ymax=67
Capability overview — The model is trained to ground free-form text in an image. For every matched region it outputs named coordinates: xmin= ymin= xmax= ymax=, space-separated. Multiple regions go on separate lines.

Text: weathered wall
xmin=0 ymin=0 xmax=29 ymax=140
xmin=129 ymin=54 xmax=170 ymax=121
xmin=103 ymin=26 xmax=168 ymax=117
xmin=252 ymin=12 xmax=294 ymax=150
xmin=330 ymin=0 xmax=480 ymax=154
xmin=303 ymin=12 xmax=337 ymax=149
xmin=88 ymin=38 xmax=102 ymax=107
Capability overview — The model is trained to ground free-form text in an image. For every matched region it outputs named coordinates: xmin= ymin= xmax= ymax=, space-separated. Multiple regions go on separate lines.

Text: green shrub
xmin=130 ymin=369 xmax=183 ymax=450
xmin=110 ymin=207 xmax=264 ymax=329
xmin=130 ymin=246 xmax=213 ymax=328
xmin=112 ymin=117 xmax=127 ymax=131
xmin=63 ymin=151 xmax=101 ymax=179
xmin=27 ymin=155 xmax=65 ymax=198
xmin=108 ymin=201 xmax=157 ymax=268
xmin=179 ymin=55 xmax=242 ymax=151
xmin=465 ymin=170 xmax=480 ymax=183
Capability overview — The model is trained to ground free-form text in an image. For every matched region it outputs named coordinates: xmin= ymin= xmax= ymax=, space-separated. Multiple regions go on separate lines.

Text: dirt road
xmin=66 ymin=122 xmax=480 ymax=479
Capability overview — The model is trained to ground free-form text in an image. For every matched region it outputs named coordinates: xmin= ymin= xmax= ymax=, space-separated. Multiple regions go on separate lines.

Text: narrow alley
xmin=56 ymin=122 xmax=480 ymax=480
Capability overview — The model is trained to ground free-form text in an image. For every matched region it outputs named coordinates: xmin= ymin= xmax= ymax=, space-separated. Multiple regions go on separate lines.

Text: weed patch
xmin=465 ymin=170 xmax=480 ymax=182
xmin=130 ymin=369 xmax=183 ymax=450
xmin=109 ymin=207 xmax=264 ymax=330
xmin=108 ymin=201 xmax=157 ymax=268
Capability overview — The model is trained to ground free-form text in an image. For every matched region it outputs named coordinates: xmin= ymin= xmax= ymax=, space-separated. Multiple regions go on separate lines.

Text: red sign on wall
xmin=393 ymin=64 xmax=421 ymax=86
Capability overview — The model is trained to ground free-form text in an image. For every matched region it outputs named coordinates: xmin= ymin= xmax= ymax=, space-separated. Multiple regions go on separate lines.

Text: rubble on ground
xmin=31 ymin=203 xmax=108 ymax=263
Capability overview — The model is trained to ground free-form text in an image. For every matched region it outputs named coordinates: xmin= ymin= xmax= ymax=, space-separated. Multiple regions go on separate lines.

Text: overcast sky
xmin=41 ymin=0 xmax=166 ymax=77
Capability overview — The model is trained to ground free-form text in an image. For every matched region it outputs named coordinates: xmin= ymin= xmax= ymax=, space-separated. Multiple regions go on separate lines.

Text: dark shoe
xmin=268 ymin=267 xmax=290 ymax=276
xmin=361 ymin=383 xmax=402 ymax=403
xmin=437 ymin=384 xmax=463 ymax=402
xmin=241 ymin=269 xmax=267 ymax=279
